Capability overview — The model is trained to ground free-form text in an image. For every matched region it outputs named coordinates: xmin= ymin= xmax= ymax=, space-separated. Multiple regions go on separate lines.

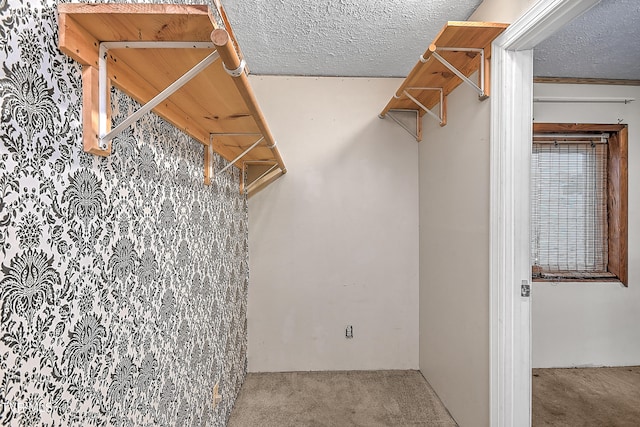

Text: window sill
xmin=532 ymin=271 xmax=620 ymax=283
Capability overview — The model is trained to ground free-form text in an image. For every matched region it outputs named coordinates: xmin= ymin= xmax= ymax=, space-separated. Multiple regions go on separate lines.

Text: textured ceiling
xmin=222 ymin=0 xmax=482 ymax=77
xmin=534 ymin=0 xmax=640 ymax=80
xmin=222 ymin=0 xmax=639 ymax=80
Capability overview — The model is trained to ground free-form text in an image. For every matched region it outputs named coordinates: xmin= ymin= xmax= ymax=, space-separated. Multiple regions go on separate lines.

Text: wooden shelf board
xmin=58 ymin=4 xmax=214 ymax=44
xmin=58 ymin=3 xmax=285 ymax=182
xmin=432 ymin=21 xmax=507 ymax=49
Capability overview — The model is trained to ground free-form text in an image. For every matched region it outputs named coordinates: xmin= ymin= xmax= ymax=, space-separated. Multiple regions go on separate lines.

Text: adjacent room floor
xmin=228 ymin=370 xmax=457 ymax=426
xmin=532 ymin=366 xmax=640 ymax=426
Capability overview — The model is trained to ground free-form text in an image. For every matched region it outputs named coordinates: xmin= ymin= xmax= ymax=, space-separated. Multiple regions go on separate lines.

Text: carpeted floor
xmin=532 ymin=366 xmax=640 ymax=426
xmin=227 ymin=370 xmax=457 ymax=427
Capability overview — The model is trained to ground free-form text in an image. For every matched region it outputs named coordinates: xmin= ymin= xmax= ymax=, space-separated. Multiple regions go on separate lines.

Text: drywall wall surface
xmin=0 ymin=3 xmax=247 ymax=426
xmin=471 ymin=0 xmax=535 ymax=22
xmin=247 ymin=76 xmax=419 ymax=372
xmin=532 ymin=84 xmax=640 ymax=368
xmin=418 ymin=77 xmax=491 ymax=427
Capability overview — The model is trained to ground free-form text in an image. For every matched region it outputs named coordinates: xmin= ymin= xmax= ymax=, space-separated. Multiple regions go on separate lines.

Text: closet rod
xmin=211 ymin=29 xmax=287 ymax=174
xmin=533 ymin=97 xmax=635 ymax=104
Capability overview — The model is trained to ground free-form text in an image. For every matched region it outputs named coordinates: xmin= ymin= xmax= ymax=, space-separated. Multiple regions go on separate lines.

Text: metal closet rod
xmin=533 ymin=133 xmax=609 ymax=139
xmin=534 ymin=96 xmax=635 ymax=104
xmin=533 ymin=133 xmax=609 ymax=144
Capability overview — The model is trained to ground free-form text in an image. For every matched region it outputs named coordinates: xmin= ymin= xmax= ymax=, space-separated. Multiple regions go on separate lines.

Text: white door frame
xmin=489 ymin=0 xmax=601 ymax=426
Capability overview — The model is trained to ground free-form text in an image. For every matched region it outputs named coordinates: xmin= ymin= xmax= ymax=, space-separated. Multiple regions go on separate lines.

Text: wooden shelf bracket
xmin=97 ymin=41 xmax=218 ymax=151
xmin=403 ymin=87 xmax=445 ymax=125
xmin=431 ymin=47 xmax=486 ymax=98
xmin=219 ymin=135 xmax=264 ymax=174
xmin=204 ymin=136 xmax=214 ymax=186
xmin=382 ymin=109 xmax=423 ymax=141
xmin=243 ymin=161 xmax=281 ymax=197
xmin=206 ymin=131 xmax=273 ymax=192
xmin=382 ymin=87 xmax=444 ymax=142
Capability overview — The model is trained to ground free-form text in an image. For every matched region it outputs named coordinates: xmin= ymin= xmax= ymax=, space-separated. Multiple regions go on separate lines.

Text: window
xmin=531 ymin=123 xmax=628 ymax=285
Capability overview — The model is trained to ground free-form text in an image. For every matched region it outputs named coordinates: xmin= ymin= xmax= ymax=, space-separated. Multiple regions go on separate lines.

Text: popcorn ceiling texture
xmin=534 ymin=0 xmax=640 ymax=80
xmin=0 ymin=1 xmax=248 ymax=426
xmin=223 ymin=0 xmax=482 ymax=77
xmin=223 ymin=0 xmax=639 ymax=80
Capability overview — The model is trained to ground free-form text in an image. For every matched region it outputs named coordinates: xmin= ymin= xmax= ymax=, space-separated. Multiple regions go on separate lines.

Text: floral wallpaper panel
xmin=1 ymin=1 xmax=249 ymax=426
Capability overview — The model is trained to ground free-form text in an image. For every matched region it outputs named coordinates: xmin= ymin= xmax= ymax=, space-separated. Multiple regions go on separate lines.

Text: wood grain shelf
xmin=380 ymin=21 xmax=508 ymax=141
xmin=58 ymin=3 xmax=286 ymax=196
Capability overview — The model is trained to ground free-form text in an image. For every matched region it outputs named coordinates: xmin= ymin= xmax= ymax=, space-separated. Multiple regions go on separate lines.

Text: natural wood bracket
xmin=57 ymin=3 xmax=286 ymax=196
xmin=380 ymin=21 xmax=508 ymax=141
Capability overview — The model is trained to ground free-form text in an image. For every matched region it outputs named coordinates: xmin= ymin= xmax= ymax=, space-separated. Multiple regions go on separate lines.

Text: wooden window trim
xmin=532 ymin=123 xmax=628 ymax=286
xmin=607 ymin=126 xmax=628 ymax=285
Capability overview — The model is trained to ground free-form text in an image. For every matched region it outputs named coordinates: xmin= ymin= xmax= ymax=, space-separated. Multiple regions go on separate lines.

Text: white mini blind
xmin=531 ymin=140 xmax=608 ymax=274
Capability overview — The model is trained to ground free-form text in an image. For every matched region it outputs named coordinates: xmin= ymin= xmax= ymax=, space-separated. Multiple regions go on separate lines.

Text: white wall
xmin=532 ymin=84 xmax=640 ymax=368
xmin=247 ymin=76 xmax=419 ymax=372
xmin=471 ymin=0 xmax=536 ymax=21
xmin=418 ymin=77 xmax=492 ymax=427
xmin=412 ymin=2 xmax=537 ymax=425
xmin=414 ymin=4 xmax=536 ymax=425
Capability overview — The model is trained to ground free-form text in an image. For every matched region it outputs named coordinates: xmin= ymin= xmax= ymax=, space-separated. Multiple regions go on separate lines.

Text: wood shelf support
xmin=239 ymin=164 xmax=245 ymax=195
xmin=204 ymin=135 xmax=214 ymax=185
xmin=219 ymin=136 xmax=264 ymax=174
xmin=404 ymin=87 xmax=446 ymax=126
xmin=382 ymin=110 xmax=422 ymax=142
xmin=381 ymin=87 xmax=445 ymax=142
xmin=97 ymin=41 xmax=218 ymax=151
xmin=246 ymin=163 xmax=282 ymax=197
xmin=432 ymin=46 xmax=486 ymax=98
xmin=82 ymin=65 xmax=112 ymax=155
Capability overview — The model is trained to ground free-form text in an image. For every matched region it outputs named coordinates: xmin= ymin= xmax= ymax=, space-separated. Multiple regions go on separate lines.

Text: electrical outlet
xmin=346 ymin=325 xmax=353 ymax=339
xmin=212 ymin=382 xmax=222 ymax=407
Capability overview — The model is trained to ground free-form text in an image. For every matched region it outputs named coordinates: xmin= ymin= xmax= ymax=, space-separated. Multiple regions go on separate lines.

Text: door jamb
xmin=489 ymin=1 xmax=601 ymax=425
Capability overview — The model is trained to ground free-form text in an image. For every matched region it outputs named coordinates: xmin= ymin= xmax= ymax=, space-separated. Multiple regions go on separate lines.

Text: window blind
xmin=531 ymin=140 xmax=608 ymax=274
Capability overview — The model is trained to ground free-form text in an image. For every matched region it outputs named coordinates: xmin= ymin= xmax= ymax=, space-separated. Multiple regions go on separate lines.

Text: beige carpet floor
xmin=228 ymin=370 xmax=457 ymax=427
xmin=533 ymin=366 xmax=640 ymax=426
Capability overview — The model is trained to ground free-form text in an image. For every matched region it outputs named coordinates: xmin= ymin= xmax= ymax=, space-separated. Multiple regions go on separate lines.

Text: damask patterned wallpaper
xmin=1 ymin=1 xmax=249 ymax=426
